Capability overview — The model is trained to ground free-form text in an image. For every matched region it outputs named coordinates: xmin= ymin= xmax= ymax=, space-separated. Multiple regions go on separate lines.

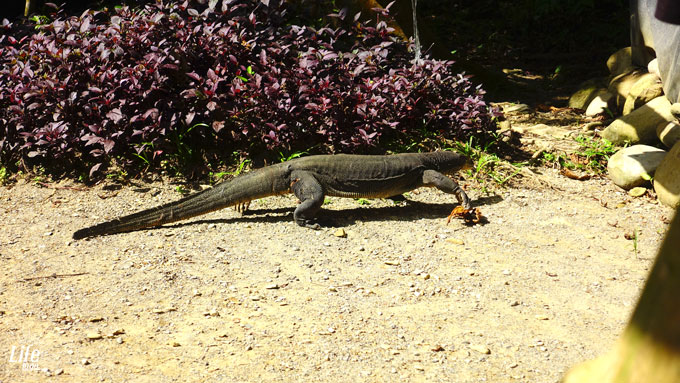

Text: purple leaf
xmin=89 ymin=163 xmax=102 ymax=177
xmin=106 ymin=108 xmax=124 ymax=123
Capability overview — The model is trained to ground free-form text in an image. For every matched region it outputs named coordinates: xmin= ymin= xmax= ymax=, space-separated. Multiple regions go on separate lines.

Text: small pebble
xmin=446 ymin=238 xmax=465 ymax=245
xmin=470 ymin=345 xmax=491 ymax=354
xmin=628 ymin=187 xmax=647 ymax=197
xmin=203 ymin=308 xmax=219 ymax=316
xmin=86 ymin=332 xmax=102 ymax=340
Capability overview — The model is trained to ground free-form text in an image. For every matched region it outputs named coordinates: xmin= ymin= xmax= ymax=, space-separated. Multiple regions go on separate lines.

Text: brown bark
xmin=563 ymin=209 xmax=680 ymax=383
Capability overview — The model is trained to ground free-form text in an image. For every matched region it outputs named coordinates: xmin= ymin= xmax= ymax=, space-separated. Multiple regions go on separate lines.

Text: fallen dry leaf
xmin=560 ymin=168 xmax=591 ymax=181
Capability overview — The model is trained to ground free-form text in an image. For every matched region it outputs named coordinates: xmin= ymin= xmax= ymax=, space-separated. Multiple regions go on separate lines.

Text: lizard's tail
xmin=73 ymin=166 xmax=289 ymax=239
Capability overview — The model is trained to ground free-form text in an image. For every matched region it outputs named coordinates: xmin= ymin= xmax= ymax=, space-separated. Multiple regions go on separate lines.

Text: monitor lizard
xmin=72 ymin=151 xmax=472 ymax=239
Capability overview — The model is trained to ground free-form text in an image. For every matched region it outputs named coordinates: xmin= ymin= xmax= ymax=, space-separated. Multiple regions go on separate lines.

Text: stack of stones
xmin=568 ymin=47 xmax=680 ymax=208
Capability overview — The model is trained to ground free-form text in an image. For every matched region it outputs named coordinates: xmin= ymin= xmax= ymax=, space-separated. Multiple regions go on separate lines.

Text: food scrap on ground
xmin=447 ymin=206 xmax=484 ymax=225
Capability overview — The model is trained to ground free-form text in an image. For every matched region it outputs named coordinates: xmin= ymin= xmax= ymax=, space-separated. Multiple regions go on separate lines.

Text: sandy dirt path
xmin=0 ymin=166 xmax=672 ymax=382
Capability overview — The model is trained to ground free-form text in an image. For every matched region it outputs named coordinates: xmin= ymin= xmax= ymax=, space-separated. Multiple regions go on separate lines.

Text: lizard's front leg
xmin=290 ymin=171 xmax=325 ymax=229
xmin=422 ymin=169 xmax=471 ymax=209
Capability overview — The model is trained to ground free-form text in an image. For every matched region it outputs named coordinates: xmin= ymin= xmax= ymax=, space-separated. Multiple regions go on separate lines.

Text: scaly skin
xmin=72 ymin=151 xmax=472 ymax=239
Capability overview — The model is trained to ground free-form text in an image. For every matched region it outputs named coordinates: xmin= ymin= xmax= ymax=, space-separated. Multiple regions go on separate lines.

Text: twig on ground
xmin=36 ymin=182 xmax=89 ymax=191
xmin=20 ymin=272 xmax=90 ymax=282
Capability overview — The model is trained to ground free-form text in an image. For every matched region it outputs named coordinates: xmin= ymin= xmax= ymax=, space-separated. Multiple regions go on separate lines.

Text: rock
xmin=622 ymin=73 xmax=664 ymax=115
xmin=671 ymin=103 xmax=680 ymax=120
xmin=502 ymin=103 xmax=530 ymax=114
xmin=568 ymin=78 xmax=608 ymax=109
xmin=585 ymin=90 xmax=614 ymax=116
xmin=657 ymin=121 xmax=680 ymax=148
xmin=602 ymin=96 xmax=674 ymax=144
xmin=648 ymin=58 xmax=660 ymax=77
xmin=607 ymin=145 xmax=666 ymax=189
xmin=628 ymin=187 xmax=647 ymax=197
xmin=86 ymin=331 xmax=102 ymax=340
xmin=333 ymin=228 xmax=347 ymax=238
xmin=583 ymin=121 xmax=604 ymax=131
xmin=606 ymin=47 xmax=634 ymax=77
xmin=654 ymin=140 xmax=680 ymax=208
xmin=608 ymin=69 xmax=646 ymax=111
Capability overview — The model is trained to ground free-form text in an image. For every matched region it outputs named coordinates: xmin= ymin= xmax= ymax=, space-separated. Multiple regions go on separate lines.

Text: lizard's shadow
xmin=169 ymin=195 xmax=502 ymax=229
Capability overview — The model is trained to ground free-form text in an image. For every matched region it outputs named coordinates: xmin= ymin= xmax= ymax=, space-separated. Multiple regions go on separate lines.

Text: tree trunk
xmin=563 ymin=209 xmax=680 ymax=382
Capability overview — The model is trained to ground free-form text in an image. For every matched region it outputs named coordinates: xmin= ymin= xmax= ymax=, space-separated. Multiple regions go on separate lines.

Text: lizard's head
xmin=429 ymin=151 xmax=472 ymax=174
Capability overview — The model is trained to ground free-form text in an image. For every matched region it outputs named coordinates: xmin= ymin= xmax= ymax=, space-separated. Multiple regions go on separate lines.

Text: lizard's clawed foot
xmin=233 ymin=201 xmax=251 ymax=215
xmin=295 ymin=218 xmax=322 ymax=230
xmin=295 ymin=217 xmax=339 ymax=230
xmin=447 ymin=206 xmax=483 ymax=225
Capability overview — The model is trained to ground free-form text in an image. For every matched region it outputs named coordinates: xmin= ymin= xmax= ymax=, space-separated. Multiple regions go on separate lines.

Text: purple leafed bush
xmin=0 ymin=0 xmax=499 ymax=177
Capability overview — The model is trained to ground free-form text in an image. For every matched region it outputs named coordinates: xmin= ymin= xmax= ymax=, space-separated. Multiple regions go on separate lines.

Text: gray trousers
xmin=631 ymin=0 xmax=680 ymax=103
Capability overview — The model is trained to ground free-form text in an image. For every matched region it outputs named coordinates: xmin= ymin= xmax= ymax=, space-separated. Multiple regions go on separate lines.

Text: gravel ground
xmin=0 ymin=165 xmax=673 ymax=382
